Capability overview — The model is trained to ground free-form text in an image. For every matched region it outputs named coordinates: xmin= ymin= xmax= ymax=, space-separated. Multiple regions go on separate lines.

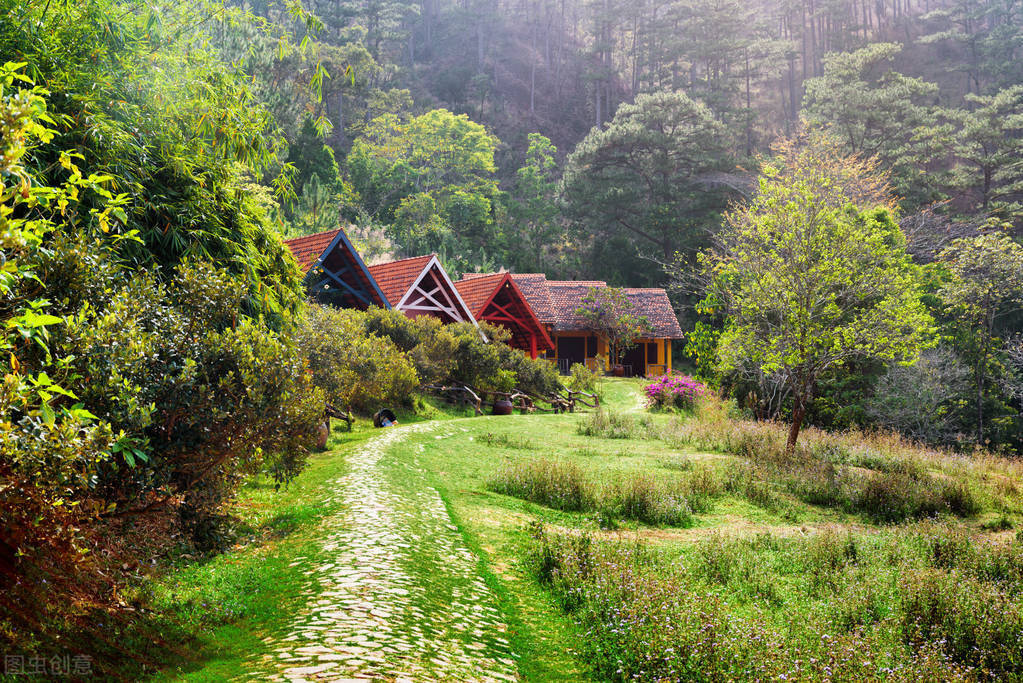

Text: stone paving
xmin=249 ymin=424 xmax=519 ymax=682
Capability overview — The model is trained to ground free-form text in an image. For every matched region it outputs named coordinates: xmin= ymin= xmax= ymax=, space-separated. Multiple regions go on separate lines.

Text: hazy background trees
xmin=69 ymin=0 xmax=1017 ymax=448
xmin=240 ymin=0 xmax=1021 ymax=450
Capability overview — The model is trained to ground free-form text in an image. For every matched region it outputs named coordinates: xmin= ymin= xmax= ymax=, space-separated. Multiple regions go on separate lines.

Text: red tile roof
xmin=283 ymin=228 xmax=343 ymax=273
xmin=548 ymin=281 xmax=606 ymax=332
xmin=623 ymin=288 xmax=685 ymax=339
xmin=509 ymin=274 xmax=557 ymax=323
xmin=453 ymin=272 xmax=684 ymax=340
xmin=367 ymin=254 xmax=437 ymax=306
xmin=454 ymin=273 xmax=507 ymax=314
xmin=455 ymin=273 xmax=555 ymax=352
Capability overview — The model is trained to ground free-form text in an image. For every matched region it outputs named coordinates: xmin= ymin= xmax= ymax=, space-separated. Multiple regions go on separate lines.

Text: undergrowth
xmin=662 ymin=397 xmax=996 ymax=523
xmin=524 ymin=521 xmax=1023 ymax=681
xmin=489 ymin=458 xmax=721 ymax=527
xmin=577 ymin=408 xmax=653 ymax=439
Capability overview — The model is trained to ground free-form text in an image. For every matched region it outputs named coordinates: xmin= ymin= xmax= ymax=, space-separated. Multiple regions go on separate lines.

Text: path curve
xmin=250 ymin=423 xmax=518 ymax=682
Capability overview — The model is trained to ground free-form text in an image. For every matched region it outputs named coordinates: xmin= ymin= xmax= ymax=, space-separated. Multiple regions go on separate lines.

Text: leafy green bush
xmin=359 ymin=307 xmax=457 ymax=383
xmin=356 ymin=310 xmax=561 ymax=395
xmin=295 ymin=305 xmax=419 ymax=413
xmin=1 ymin=65 xmax=323 ymax=664
xmin=485 ymin=329 xmax=562 ymax=395
xmin=1 ymin=71 xmax=122 ymax=636
xmin=55 ymin=258 xmax=323 ymax=546
xmin=0 ymin=1 xmax=306 ymax=327
xmin=851 ymin=471 xmax=979 ymax=523
xmin=567 ymin=362 xmax=602 ymax=397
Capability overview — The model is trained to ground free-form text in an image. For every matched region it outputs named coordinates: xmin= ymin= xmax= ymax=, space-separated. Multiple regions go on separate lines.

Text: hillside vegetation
xmin=1 ymin=0 xmax=1022 ymax=677
xmin=421 ymin=380 xmax=1023 ymax=681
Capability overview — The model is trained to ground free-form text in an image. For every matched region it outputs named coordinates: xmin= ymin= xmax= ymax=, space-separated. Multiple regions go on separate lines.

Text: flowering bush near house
xmin=645 ymin=374 xmax=706 ymax=411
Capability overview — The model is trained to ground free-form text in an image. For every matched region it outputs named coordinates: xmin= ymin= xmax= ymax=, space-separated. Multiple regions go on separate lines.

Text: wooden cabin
xmin=283 ymin=228 xmax=390 ymax=310
xmin=454 ymin=273 xmax=555 ymax=358
xmin=466 ymin=273 xmax=683 ymax=377
xmin=368 ymin=254 xmax=478 ymax=326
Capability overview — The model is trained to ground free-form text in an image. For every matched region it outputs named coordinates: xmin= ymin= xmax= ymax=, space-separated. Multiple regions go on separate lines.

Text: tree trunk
xmin=424 ymin=0 xmax=434 ymax=55
xmin=976 ymin=358 xmax=985 ymax=445
xmin=787 ymin=397 xmax=807 ymax=452
xmin=477 ymin=8 xmax=486 ymax=74
xmin=530 ymin=10 xmax=537 ymax=114
xmin=744 ymin=48 xmax=753 ymax=157
xmin=336 ymin=90 xmax=346 ymax=146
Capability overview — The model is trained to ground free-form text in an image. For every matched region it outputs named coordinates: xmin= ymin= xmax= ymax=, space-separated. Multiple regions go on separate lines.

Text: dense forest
xmin=257 ymin=0 xmax=1023 ymax=449
xmin=1 ymin=0 xmax=1022 ymax=674
xmin=254 ymin=0 xmax=1023 ymax=279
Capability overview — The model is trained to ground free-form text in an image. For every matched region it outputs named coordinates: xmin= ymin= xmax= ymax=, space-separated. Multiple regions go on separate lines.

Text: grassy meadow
xmin=148 ymin=378 xmax=1023 ymax=681
xmin=416 ymin=378 xmax=1023 ymax=682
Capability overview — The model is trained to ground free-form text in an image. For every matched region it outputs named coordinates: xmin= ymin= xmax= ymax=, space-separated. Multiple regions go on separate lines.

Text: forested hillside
xmin=248 ymin=0 xmax=1022 ymax=453
xmin=238 ymin=0 xmax=1023 ymax=283
xmin=1 ymin=0 xmax=1022 ymax=675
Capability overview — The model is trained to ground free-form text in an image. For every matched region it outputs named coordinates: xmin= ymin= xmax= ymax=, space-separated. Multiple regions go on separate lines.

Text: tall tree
xmin=952 ymin=86 xmax=1023 ymax=226
xmin=346 ymin=108 xmax=504 ymax=267
xmin=560 ymin=91 xmax=735 ymax=282
xmin=802 ymin=43 xmax=944 ymax=211
xmin=937 ymin=232 xmax=1023 ymax=445
xmin=919 ymin=0 xmax=1023 ymax=96
xmin=507 ymin=133 xmax=565 ymax=273
xmin=707 ymin=136 xmax=932 ymax=449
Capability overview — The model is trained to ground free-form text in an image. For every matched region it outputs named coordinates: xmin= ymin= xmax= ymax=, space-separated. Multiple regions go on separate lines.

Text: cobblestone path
xmin=250 ymin=424 xmax=519 ymax=682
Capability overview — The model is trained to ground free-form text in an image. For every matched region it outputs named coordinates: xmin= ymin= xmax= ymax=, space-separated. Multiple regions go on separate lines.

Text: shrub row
xmin=356 ymin=307 xmax=562 ymax=396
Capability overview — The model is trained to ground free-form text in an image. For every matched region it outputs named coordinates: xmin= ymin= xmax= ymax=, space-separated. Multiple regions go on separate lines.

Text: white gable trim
xmin=395 ymin=255 xmax=480 ymax=328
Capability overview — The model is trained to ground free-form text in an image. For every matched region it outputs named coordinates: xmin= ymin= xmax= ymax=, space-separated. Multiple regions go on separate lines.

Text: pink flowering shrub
xmin=644 ymin=374 xmax=707 ymax=411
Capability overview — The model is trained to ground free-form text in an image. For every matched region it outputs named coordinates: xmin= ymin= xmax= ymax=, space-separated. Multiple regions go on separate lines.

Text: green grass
xmin=149 ymin=380 xmax=1023 ymax=681
xmin=145 ymin=421 xmax=371 ymax=681
xmin=408 ymin=397 xmax=822 ymax=680
xmin=411 ymin=381 xmax=1023 ymax=680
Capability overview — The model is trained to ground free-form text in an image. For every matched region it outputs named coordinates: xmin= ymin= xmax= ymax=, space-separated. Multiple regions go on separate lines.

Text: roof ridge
xmin=282 ymin=227 xmax=342 ymax=246
xmin=369 ymin=252 xmax=436 ymax=268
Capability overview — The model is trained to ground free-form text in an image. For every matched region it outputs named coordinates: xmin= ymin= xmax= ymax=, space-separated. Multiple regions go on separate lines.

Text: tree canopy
xmin=347 ymin=108 xmax=503 ymax=270
xmin=710 ymin=138 xmax=933 ymax=449
xmin=561 ymin=91 xmax=736 ymax=283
